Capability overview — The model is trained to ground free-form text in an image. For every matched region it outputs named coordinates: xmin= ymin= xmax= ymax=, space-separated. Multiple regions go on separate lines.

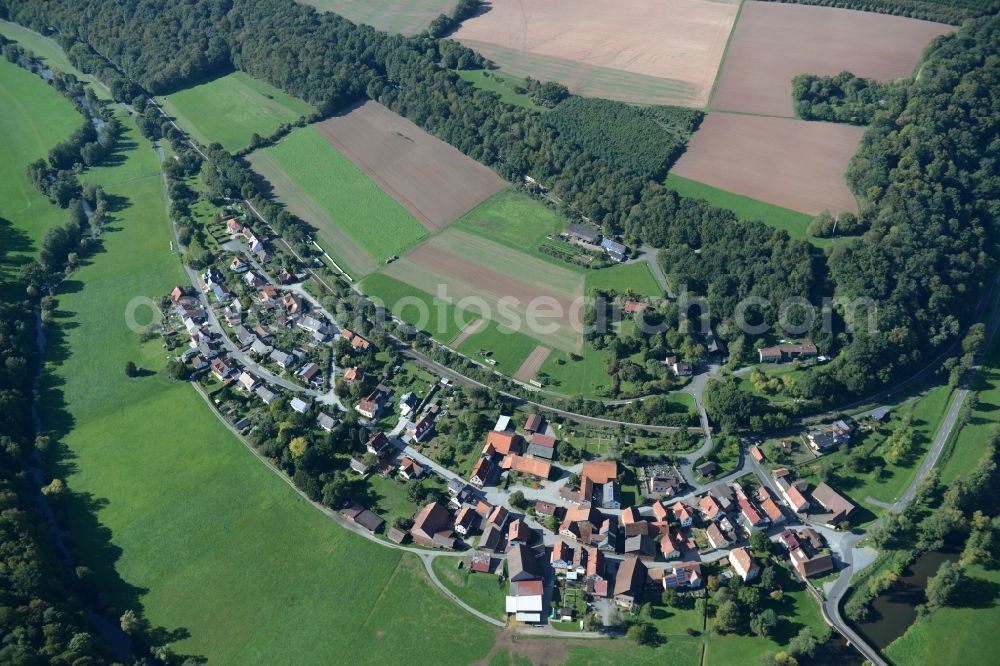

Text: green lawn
xmin=457 ymin=69 xmax=543 ymax=111
xmin=665 ymin=174 xmax=821 ymax=246
xmin=301 ymin=0 xmax=456 ymax=35
xmin=0 ymin=58 xmax=83 ymax=289
xmin=362 ymin=272 xmax=469 ymax=341
xmin=452 ymin=188 xmax=577 ymax=267
xmin=884 ymin=559 xmax=1000 ymax=664
xmin=157 ymin=71 xmax=313 ymax=152
xmin=251 ymin=126 xmax=427 ymax=263
xmin=940 ymin=333 xmax=1000 ymax=484
xmin=539 ymin=346 xmax=614 ymax=398
xmin=586 ymin=262 xmax=663 ymax=298
xmin=39 ymin=107 xmax=495 ymax=663
xmin=455 ymin=320 xmax=541 ymax=374
xmin=431 ymin=557 xmax=507 ymax=620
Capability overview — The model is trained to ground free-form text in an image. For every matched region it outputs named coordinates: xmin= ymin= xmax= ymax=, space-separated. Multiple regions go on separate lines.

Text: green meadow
xmin=457 ymin=69 xmax=543 ymax=111
xmin=455 ymin=320 xmax=541 ymax=374
xmin=665 ymin=173 xmax=821 ymax=245
xmin=362 ymin=272 xmax=469 ymax=341
xmin=0 ymin=58 xmax=83 ymax=287
xmin=158 ymin=71 xmax=314 ymax=152
xmin=252 ymin=126 xmax=427 ymax=262
xmin=39 ymin=106 xmax=494 ymax=662
xmin=453 ymin=188 xmax=571 ymax=265
xmin=431 ymin=558 xmax=507 ymax=620
xmin=586 ymin=262 xmax=663 ymax=298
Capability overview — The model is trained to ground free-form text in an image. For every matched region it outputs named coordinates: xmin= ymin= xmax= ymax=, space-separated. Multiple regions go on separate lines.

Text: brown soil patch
xmin=450 ymin=318 xmax=485 ymax=347
xmin=314 ymin=100 xmax=506 ymax=231
xmin=475 ymin=631 xmax=598 ymax=666
xmin=514 ymin=345 xmax=551 ymax=383
xmin=673 ymin=112 xmax=865 ymax=215
xmin=454 ymin=0 xmax=739 ymax=107
xmin=711 ymin=1 xmax=954 ymax=116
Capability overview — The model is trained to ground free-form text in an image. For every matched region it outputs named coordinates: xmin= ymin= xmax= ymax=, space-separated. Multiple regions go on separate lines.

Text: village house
xmin=664 ymin=355 xmax=693 ymax=377
xmin=398 ymin=391 xmax=417 ymax=416
xmin=508 ymin=519 xmax=531 ymax=546
xmin=487 ymin=505 xmax=510 ymax=531
xmin=405 ymin=407 xmax=438 ymax=443
xmin=613 ymin=556 xmax=647 ymax=609
xmin=255 ymin=384 xmax=277 ymax=405
xmin=729 ymin=547 xmax=761 ymax=582
xmin=773 ymin=469 xmax=811 ymax=513
xmin=269 ymin=349 xmax=295 ymax=369
xmin=290 ymin=397 xmax=310 ymax=414
xmin=410 ymin=502 xmax=455 ymax=549
xmin=479 ymin=522 xmax=504 ymax=553
xmin=210 ymin=358 xmax=235 ymax=383
xmin=170 ymin=286 xmax=186 ymax=303
xmin=237 ymin=370 xmax=259 ymax=392
xmin=343 ymin=366 xmax=364 ymax=384
xmin=349 ymin=456 xmax=370 ymax=476
xmin=501 ymin=454 xmax=551 ymax=481
xmin=663 ymin=562 xmax=703 ymax=590
xmin=781 ymin=528 xmax=835 ymax=578
xmin=808 ymin=419 xmax=853 ymax=452
xmin=232 ymin=325 xmax=256 ymax=349
xmin=737 ymin=496 xmax=767 ymax=531
xmin=454 ymin=506 xmax=477 ymax=535
xmin=281 ymin=292 xmax=301 ymax=315
xmin=482 ymin=430 xmax=522 ymax=457
xmin=672 ymin=501 xmax=694 ymax=527
xmin=296 ymin=315 xmax=328 ymax=340
xmin=316 ymin=412 xmax=338 ymax=432
xmin=365 ymin=432 xmax=390 ymax=456
xmin=660 ymin=529 xmax=683 ymax=560
xmin=551 ymin=540 xmax=573 ymax=574
xmin=506 ymin=578 xmax=544 ymax=624
xmin=342 ymin=504 xmax=384 ymax=534
xmin=524 ymin=413 xmax=543 ymax=434
xmin=468 ymin=550 xmax=492 ymax=574
xmin=699 ymin=494 xmax=724 ymax=521
xmin=624 ymin=535 xmax=656 ymax=562
xmin=578 ymin=460 xmax=618 ymax=506
xmin=356 ymin=386 xmax=388 ymax=419
xmin=601 ymin=237 xmax=628 ymax=262
xmin=642 ymin=463 xmax=684 ymax=498
xmin=243 ymin=271 xmax=265 ymax=289
xmin=470 ymin=457 xmax=493 ymax=487
xmin=585 ymin=546 xmax=605 ymax=580
xmin=398 ymin=456 xmax=424 ymax=480
xmin=225 ymin=218 xmax=242 ymax=235
xmin=534 ymin=500 xmax=560 ymax=519
xmin=526 ymin=433 xmax=557 ymax=460
xmin=696 ymin=461 xmax=719 ymax=478
xmin=259 ymin=284 xmax=279 ymax=304
xmin=249 ymin=338 xmax=271 ymax=358
xmin=757 ymin=487 xmax=786 ymax=525
xmin=757 ymin=342 xmax=818 ymax=363
xmin=705 ymin=522 xmax=730 ymax=550
xmin=296 ymin=362 xmax=321 ymax=387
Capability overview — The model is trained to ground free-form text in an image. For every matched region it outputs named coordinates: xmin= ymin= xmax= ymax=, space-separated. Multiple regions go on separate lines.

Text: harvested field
xmin=301 ymin=0 xmax=456 ymax=36
xmin=673 ymin=113 xmax=864 ymax=216
xmin=380 ymin=230 xmax=585 ymax=352
xmin=450 ymin=318 xmax=485 ymax=347
xmin=711 ymin=1 xmax=953 ymax=116
xmin=515 ymin=346 xmax=551 ymax=383
xmin=454 ymin=0 xmax=740 ymax=107
xmin=315 ymin=100 xmax=506 ymax=231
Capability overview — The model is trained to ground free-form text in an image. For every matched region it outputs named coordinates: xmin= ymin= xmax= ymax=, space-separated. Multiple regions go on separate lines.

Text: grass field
xmin=455 ymin=320 xmax=541 ymax=374
xmin=362 ymin=272 xmax=469 ymax=341
xmin=665 ymin=173 xmax=818 ymax=243
xmin=0 ymin=20 xmax=109 ymax=98
xmin=939 ymin=333 xmax=1000 ymax=484
xmin=539 ymin=346 xmax=613 ymax=397
xmin=39 ymin=106 xmax=495 ymax=663
xmin=431 ymin=558 xmax=507 ymax=620
xmin=457 ymin=69 xmax=543 ymax=111
xmin=301 ymin=0 xmax=456 ymax=35
xmin=250 ymin=126 xmax=427 ymax=267
xmin=158 ymin=71 xmax=313 ymax=152
xmin=586 ymin=262 xmax=663 ymax=298
xmin=0 ymin=58 xmax=83 ymax=289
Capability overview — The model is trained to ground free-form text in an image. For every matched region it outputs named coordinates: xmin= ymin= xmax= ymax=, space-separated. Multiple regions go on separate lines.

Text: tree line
xmin=758 ymin=0 xmax=994 ymax=25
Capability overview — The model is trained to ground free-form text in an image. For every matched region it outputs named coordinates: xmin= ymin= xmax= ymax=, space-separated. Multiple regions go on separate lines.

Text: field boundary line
xmin=706 ymin=0 xmax=745 ymax=111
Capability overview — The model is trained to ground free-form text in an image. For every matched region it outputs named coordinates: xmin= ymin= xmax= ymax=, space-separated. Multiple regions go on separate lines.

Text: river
xmin=854 ymin=549 xmax=960 ymax=650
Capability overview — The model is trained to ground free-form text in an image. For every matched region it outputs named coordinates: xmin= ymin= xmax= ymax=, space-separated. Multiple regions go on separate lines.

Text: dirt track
xmin=315 ymin=100 xmax=506 ymax=231
xmin=672 ymin=112 xmax=864 ymax=215
xmin=450 ymin=318 xmax=485 ymax=347
xmin=454 ymin=0 xmax=739 ymax=107
xmin=711 ymin=1 xmax=953 ymax=116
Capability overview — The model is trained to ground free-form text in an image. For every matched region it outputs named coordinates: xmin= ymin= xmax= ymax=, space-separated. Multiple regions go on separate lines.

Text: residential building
xmin=470 ymin=457 xmax=493 ymax=487
xmin=729 ymin=547 xmax=760 ymax=582
xmin=468 ymin=550 xmax=492 ymax=574
xmin=482 ymin=430 xmax=522 ymax=457
xmin=399 ymin=391 xmax=417 ymax=416
xmin=563 ymin=223 xmax=600 ymax=244
xmin=269 ymin=349 xmax=294 ymax=368
xmin=773 ymin=469 xmax=811 ymax=513
xmin=454 ymin=506 xmax=476 ymax=535
xmin=662 ymin=562 xmax=703 ymax=590
xmin=290 ymin=397 xmax=310 ymax=414
xmin=501 ymin=454 xmax=551 ymax=480
xmin=660 ymin=529 xmax=682 ymax=560
xmin=410 ymin=502 xmax=454 ymax=549
xmin=343 ymin=366 xmax=364 ymax=384
xmin=487 ymin=505 xmax=509 ymax=530
xmin=579 ymin=460 xmax=618 ymax=504
xmin=613 ymin=556 xmax=647 ymax=609
xmin=316 ymin=412 xmax=338 ymax=432
xmin=810 ymin=483 xmax=856 ymax=525
xmin=705 ymin=522 xmax=729 ymax=550
xmin=672 ymin=501 xmax=694 ymax=527
xmin=398 ymin=456 xmax=424 ymax=480
xmin=699 ymin=494 xmax=724 ymax=521
xmin=508 ymin=544 xmax=542 ymax=582
xmin=508 ymin=519 xmax=531 ymax=546
xmin=624 ymin=535 xmax=655 ymax=561
xmin=255 ymin=384 xmax=277 ymax=405
xmin=601 ymin=237 xmax=628 ymax=262
xmin=757 ymin=342 xmax=818 ymax=363
xmin=585 ymin=547 xmax=605 ymax=580
xmin=808 ymin=419 xmax=853 ymax=452
xmin=551 ymin=540 xmax=573 ymax=574
xmin=602 ymin=481 xmax=621 ymax=510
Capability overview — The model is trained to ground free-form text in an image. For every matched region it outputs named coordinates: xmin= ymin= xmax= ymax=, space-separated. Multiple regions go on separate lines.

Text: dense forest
xmin=791 ymin=71 xmax=890 ymax=125
xmin=545 ymin=97 xmax=703 ymax=179
xmin=759 ymin=0 xmax=993 ymax=24
xmin=1 ymin=0 xmax=998 ymax=412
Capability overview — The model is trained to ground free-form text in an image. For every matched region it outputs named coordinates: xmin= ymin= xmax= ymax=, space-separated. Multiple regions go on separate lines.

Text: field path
xmin=514 ymin=345 xmax=551 ymax=382
xmin=451 ymin=318 xmax=485 ymax=347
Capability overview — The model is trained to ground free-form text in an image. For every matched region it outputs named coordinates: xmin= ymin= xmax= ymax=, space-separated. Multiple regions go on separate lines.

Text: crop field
xmin=665 ymin=173 xmax=816 ymax=242
xmin=249 ymin=125 xmax=428 ymax=273
xmin=301 ymin=0 xmax=457 ymax=35
xmin=380 ymin=229 xmax=586 ymax=352
xmin=158 ymin=71 xmax=314 ymax=152
xmin=0 ymin=58 xmax=82 ymax=290
xmin=314 ymin=100 xmax=506 ymax=231
xmin=672 ymin=112 xmax=865 ymax=216
xmin=454 ymin=0 xmax=740 ymax=107
xmin=711 ymin=1 xmax=953 ymax=116
xmin=40 ymin=108 xmax=496 ymax=663
xmin=586 ymin=263 xmax=662 ymax=298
